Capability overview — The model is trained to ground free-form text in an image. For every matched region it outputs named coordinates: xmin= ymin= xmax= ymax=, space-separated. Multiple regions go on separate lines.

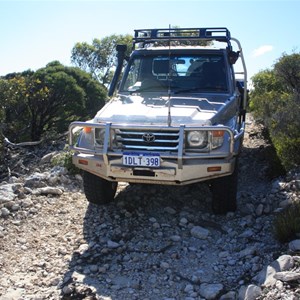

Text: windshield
xmin=120 ymin=53 xmax=229 ymax=93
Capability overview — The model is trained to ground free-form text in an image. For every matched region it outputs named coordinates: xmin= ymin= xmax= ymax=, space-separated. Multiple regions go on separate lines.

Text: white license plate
xmin=123 ymin=152 xmax=160 ymax=167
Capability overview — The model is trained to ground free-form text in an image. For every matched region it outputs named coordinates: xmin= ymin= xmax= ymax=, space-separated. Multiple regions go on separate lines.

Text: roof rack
xmin=133 ymin=27 xmax=232 ymax=48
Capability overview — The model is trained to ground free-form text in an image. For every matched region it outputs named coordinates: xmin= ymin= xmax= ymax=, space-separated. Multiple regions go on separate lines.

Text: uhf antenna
xmin=167 ymin=24 xmax=172 ymax=127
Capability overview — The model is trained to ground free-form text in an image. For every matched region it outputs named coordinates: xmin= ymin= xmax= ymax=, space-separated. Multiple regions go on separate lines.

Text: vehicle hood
xmin=94 ymin=93 xmax=230 ymax=126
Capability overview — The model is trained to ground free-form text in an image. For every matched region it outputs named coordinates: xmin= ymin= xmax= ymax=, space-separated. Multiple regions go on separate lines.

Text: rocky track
xmin=0 ymin=115 xmax=299 ymax=300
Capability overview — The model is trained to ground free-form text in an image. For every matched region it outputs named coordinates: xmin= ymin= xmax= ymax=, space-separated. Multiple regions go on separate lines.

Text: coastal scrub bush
xmin=51 ymin=147 xmax=80 ymax=175
xmin=273 ymin=201 xmax=300 ymax=243
xmin=250 ymin=52 xmax=300 ymax=170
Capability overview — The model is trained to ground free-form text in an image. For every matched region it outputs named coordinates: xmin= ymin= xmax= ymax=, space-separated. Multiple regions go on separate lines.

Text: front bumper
xmin=73 ymin=153 xmax=236 ymax=185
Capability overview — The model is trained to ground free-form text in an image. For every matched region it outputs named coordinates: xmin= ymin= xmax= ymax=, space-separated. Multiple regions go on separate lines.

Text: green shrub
xmin=250 ymin=61 xmax=300 ymax=171
xmin=0 ymin=64 xmax=106 ymax=143
xmin=272 ymin=135 xmax=300 ymax=170
xmin=274 ymin=202 xmax=300 ymax=243
xmin=269 ymin=96 xmax=300 ymax=170
xmin=51 ymin=148 xmax=80 ymax=175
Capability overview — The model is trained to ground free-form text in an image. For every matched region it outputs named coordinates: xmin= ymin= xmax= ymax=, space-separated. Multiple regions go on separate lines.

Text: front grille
xmin=114 ymin=128 xmax=180 ymax=151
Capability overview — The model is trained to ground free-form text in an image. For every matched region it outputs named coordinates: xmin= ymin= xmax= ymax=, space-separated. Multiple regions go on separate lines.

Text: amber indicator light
xmin=79 ymin=159 xmax=88 ymax=165
xmin=207 ymin=166 xmax=222 ymax=172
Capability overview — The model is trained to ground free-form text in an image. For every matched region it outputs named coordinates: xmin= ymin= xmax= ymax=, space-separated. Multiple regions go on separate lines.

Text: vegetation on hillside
xmin=0 ymin=61 xmax=106 ymax=143
xmin=250 ymin=52 xmax=300 ymax=170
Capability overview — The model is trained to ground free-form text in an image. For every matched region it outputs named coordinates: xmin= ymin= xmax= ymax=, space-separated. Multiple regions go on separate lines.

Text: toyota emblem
xmin=142 ymin=133 xmax=155 ymax=143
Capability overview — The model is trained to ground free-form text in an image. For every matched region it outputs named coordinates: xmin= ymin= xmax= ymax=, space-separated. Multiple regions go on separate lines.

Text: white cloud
xmin=252 ymin=45 xmax=273 ymax=57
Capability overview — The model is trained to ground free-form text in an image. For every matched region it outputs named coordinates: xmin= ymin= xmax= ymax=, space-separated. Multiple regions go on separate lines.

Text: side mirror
xmin=228 ymin=51 xmax=240 ymax=64
xmin=116 ymin=44 xmax=127 ymax=53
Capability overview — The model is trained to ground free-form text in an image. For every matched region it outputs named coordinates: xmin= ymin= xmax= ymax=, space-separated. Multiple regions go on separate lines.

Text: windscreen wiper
xmin=130 ymin=83 xmax=180 ymax=94
xmin=132 ymin=85 xmax=167 ymax=93
xmin=174 ymin=87 xmax=203 ymax=94
xmin=174 ymin=86 xmax=226 ymax=94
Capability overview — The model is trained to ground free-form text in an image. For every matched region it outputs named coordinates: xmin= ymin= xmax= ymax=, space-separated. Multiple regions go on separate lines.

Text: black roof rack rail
xmin=133 ymin=27 xmax=231 ymax=48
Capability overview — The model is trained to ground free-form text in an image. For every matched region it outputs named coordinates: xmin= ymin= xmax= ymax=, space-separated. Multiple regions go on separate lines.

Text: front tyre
xmin=210 ymin=158 xmax=238 ymax=214
xmin=83 ymin=171 xmax=117 ymax=205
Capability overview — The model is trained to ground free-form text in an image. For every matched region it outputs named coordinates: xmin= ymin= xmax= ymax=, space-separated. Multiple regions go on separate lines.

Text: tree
xmin=71 ymin=34 xmax=132 ymax=85
xmin=0 ymin=62 xmax=107 ymax=142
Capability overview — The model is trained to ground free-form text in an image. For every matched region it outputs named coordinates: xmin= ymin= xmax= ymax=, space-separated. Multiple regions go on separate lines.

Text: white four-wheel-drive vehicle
xmin=69 ymin=27 xmax=247 ymax=214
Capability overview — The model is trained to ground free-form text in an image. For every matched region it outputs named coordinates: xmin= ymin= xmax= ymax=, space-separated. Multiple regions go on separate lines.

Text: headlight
xmin=186 ymin=131 xmax=208 ymax=148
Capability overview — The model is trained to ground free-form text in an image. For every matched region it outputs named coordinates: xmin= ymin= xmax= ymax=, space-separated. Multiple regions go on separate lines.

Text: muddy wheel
xmin=83 ymin=171 xmax=117 ymax=205
xmin=210 ymin=158 xmax=238 ymax=214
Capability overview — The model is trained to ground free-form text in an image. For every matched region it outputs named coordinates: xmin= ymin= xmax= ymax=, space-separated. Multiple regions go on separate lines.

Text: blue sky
xmin=0 ymin=0 xmax=299 ymax=83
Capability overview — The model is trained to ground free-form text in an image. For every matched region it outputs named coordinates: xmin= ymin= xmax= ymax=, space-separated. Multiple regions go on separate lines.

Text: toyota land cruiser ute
xmin=69 ymin=27 xmax=248 ymax=214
